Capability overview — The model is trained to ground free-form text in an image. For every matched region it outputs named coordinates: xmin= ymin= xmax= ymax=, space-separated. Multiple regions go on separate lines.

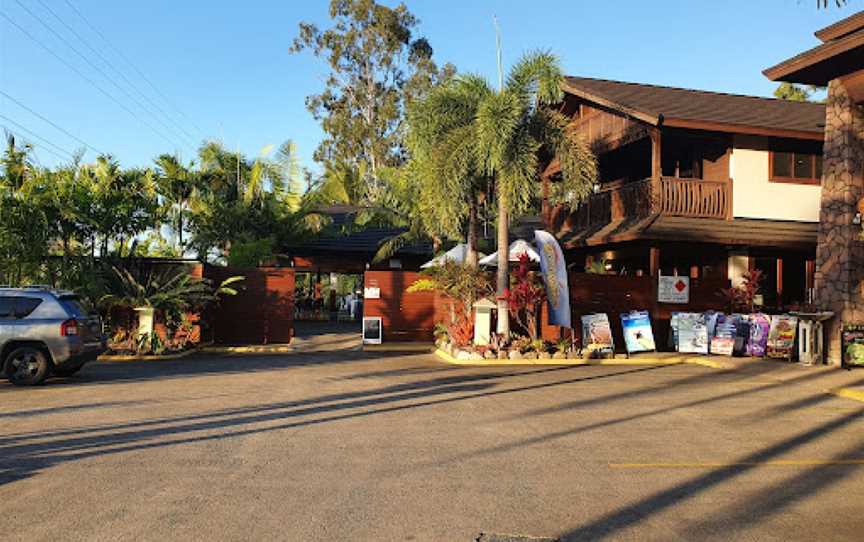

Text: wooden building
xmin=542 ymin=77 xmax=827 ymax=310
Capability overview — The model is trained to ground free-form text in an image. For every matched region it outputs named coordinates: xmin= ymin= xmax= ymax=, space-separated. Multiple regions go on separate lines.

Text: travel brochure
xmin=842 ymin=324 xmax=864 ymax=367
xmin=582 ymin=310 xmax=808 ymax=360
xmin=620 ymin=311 xmax=656 ymax=354
xmin=581 ymin=313 xmax=614 ymax=357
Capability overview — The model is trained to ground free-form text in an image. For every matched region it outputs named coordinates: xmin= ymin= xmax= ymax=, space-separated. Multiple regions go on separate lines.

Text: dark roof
xmin=563 ymin=76 xmax=825 ymax=137
xmin=558 ymin=213 xmax=817 ymax=250
xmin=290 ymin=227 xmax=432 ymax=256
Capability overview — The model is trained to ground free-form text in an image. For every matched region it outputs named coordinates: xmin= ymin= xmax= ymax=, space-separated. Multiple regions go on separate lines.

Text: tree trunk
xmin=465 ymin=199 xmax=479 ymax=268
xmin=496 ymin=192 xmax=510 ymax=336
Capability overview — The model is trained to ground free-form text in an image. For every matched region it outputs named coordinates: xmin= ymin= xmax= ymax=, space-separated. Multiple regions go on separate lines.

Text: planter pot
xmin=483 ymin=350 xmax=496 ymax=360
xmin=552 ymin=351 xmax=567 ymax=360
xmin=497 ymin=350 xmax=508 ymax=360
xmin=523 ymin=352 xmax=537 ymax=360
xmin=508 ymin=350 xmax=523 ymax=360
xmin=469 ymin=351 xmax=483 ymax=361
xmin=538 ymin=352 xmax=552 ymax=360
xmin=567 ymin=350 xmax=582 ymax=360
xmin=456 ymin=349 xmax=473 ymax=360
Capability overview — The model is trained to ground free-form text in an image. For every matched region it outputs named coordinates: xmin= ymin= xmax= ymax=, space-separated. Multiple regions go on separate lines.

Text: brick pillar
xmin=814 ymin=78 xmax=864 ymax=364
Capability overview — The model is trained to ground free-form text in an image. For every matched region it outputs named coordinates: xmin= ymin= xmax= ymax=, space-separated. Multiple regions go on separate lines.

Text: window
xmin=770 ymin=151 xmax=822 ymax=185
xmin=0 ymin=297 xmax=13 ymax=319
xmin=15 ymin=297 xmax=42 ymax=318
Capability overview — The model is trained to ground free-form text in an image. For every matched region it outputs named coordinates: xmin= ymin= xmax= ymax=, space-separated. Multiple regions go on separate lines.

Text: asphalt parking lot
xmin=2 ymin=343 xmax=864 ymax=541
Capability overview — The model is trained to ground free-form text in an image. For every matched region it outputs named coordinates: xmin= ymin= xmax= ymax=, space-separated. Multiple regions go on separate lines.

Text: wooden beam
xmin=776 ymin=257 xmax=784 ymax=307
xmin=650 ymin=127 xmax=662 ymax=212
xmin=649 ymin=246 xmax=660 ymax=277
xmin=662 ymin=117 xmax=824 ymax=142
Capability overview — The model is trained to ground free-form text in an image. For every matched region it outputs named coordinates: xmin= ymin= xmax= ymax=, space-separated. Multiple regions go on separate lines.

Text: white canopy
xmin=478 ymin=239 xmax=541 ymax=267
xmin=420 ymin=243 xmax=487 ymax=269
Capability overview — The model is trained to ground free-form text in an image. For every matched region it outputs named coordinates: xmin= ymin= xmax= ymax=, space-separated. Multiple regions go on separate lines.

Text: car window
xmin=15 ymin=297 xmax=43 ymax=318
xmin=0 ymin=297 xmax=13 ymax=319
xmin=59 ymin=296 xmax=89 ymax=317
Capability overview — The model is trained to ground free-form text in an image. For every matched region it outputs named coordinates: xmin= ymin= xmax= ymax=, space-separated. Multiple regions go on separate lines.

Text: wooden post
xmin=776 ymin=257 xmax=784 ymax=307
xmin=541 ymin=174 xmax=551 ymax=228
xmin=650 ymin=127 xmax=662 ymax=212
xmin=649 ymin=246 xmax=660 ymax=277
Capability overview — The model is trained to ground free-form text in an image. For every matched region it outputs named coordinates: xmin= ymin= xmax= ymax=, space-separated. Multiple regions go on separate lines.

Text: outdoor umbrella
xmin=478 ymin=239 xmax=541 ymax=267
xmin=420 ymin=243 xmax=487 ymax=268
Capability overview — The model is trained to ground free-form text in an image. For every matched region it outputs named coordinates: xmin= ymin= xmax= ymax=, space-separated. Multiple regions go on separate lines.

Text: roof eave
xmin=763 ymin=29 xmax=864 ymax=85
xmin=662 ymin=117 xmax=824 ymax=141
xmin=561 ymin=81 xmax=661 ymax=126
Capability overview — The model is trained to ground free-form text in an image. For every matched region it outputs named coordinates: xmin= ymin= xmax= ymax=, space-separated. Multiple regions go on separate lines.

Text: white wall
xmin=730 ymin=136 xmax=821 ymax=222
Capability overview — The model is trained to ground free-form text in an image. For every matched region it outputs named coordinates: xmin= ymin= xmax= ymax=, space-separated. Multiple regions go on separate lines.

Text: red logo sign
xmin=675 ymin=280 xmax=687 ymax=292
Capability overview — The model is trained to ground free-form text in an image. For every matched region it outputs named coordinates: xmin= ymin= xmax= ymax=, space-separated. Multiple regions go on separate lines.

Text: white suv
xmin=0 ymin=288 xmax=107 ymax=386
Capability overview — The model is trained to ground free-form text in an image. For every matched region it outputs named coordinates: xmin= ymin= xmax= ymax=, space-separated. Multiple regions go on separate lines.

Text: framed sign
xmin=710 ymin=314 xmax=736 ymax=356
xmin=658 ymin=276 xmax=690 ymax=304
xmin=581 ymin=313 xmax=614 ymax=357
xmin=842 ymin=324 xmax=864 ymax=367
xmin=678 ymin=312 xmax=708 ymax=354
xmin=363 ymin=287 xmax=380 ymax=299
xmin=362 ymin=317 xmax=383 ymax=344
xmin=620 ymin=311 xmax=656 ymax=354
xmin=767 ymin=315 xmax=798 ymax=360
xmin=747 ymin=313 xmax=771 ymax=357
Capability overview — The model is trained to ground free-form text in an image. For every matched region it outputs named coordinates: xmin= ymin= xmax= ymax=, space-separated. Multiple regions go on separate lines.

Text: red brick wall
xmin=204 ymin=265 xmax=294 ymax=345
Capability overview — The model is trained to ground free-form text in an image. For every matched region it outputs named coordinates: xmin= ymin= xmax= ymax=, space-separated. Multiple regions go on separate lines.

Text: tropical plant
xmin=504 ymin=253 xmax=546 ymax=340
xmin=404 ymin=51 xmax=597 ymax=336
xmin=99 ymin=265 xmax=244 ymax=319
xmin=719 ymin=269 xmax=764 ymax=313
xmin=407 ymin=260 xmax=492 ymax=346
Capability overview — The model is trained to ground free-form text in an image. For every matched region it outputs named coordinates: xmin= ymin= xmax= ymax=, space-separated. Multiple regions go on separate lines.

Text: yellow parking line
xmin=831 ymin=388 xmax=864 ymax=403
xmin=609 ymin=459 xmax=864 ymax=469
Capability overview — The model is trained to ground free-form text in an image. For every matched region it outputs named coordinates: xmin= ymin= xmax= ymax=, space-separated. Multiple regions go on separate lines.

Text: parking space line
xmin=609 ymin=459 xmax=864 ymax=469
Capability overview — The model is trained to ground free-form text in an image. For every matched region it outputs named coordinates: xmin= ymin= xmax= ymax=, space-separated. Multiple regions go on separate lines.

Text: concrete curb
xmin=433 ymin=348 xmax=735 ymax=368
xmin=362 ymin=343 xmax=434 ymax=353
xmin=98 ymin=348 xmax=199 ymax=362
xmin=830 ymin=387 xmax=864 ymax=403
xmin=200 ymin=344 xmax=293 ymax=354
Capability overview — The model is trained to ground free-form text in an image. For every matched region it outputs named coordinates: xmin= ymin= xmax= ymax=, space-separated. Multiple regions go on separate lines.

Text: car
xmin=0 ymin=287 xmax=107 ymax=386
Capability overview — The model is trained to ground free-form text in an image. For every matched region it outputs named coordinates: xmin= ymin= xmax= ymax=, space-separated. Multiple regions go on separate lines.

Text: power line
xmin=1 ymin=126 xmax=74 ymax=162
xmin=0 ymin=114 xmax=77 ymax=159
xmin=3 ymin=5 xmax=186 ymax=153
xmin=62 ymin=0 xmax=206 ymax=138
xmin=34 ymin=0 xmax=198 ymax=148
xmin=0 ymin=90 xmax=105 ymax=155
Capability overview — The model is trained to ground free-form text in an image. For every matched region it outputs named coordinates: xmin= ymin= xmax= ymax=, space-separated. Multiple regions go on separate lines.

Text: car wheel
xmin=51 ymin=363 xmax=84 ymax=377
xmin=5 ymin=346 xmax=50 ymax=386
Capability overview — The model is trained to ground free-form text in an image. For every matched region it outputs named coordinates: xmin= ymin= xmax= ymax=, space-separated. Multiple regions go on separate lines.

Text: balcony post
xmin=650 ymin=127 xmax=662 ymax=212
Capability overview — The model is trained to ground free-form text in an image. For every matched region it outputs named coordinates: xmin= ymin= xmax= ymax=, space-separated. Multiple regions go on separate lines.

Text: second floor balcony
xmin=561 ymin=176 xmax=732 ymax=231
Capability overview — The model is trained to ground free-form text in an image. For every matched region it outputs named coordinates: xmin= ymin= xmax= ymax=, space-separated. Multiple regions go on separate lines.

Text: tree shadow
xmin=556 ymin=407 xmax=864 ymax=540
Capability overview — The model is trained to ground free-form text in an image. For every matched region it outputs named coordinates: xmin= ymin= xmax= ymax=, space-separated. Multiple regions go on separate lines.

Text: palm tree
xmin=405 ymin=51 xmax=597 ymax=335
xmin=154 ymin=154 xmax=197 ymax=251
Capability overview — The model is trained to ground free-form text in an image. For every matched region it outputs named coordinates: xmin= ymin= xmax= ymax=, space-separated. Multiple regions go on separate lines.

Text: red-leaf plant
xmin=504 ymin=253 xmax=547 ymax=340
xmin=719 ymin=269 xmax=764 ymax=313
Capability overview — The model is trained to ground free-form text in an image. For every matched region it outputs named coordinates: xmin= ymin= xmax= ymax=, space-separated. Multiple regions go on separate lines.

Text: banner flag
xmin=534 ymin=230 xmax=571 ymax=328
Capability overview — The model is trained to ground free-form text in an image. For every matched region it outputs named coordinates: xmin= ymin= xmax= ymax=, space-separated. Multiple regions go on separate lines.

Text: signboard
xmin=747 ymin=313 xmax=771 ymax=357
xmin=677 ymin=312 xmax=708 ymax=354
xmin=733 ymin=314 xmax=750 ymax=356
xmin=620 ymin=311 xmax=656 ymax=354
xmin=581 ymin=313 xmax=614 ymax=357
xmin=842 ymin=324 xmax=864 ymax=367
xmin=710 ymin=314 xmax=736 ymax=356
xmin=363 ymin=287 xmax=380 ymax=299
xmin=534 ymin=230 xmax=571 ymax=327
xmin=362 ymin=317 xmax=382 ymax=344
xmin=767 ymin=315 xmax=798 ymax=359
xmin=658 ymin=276 xmax=690 ymax=304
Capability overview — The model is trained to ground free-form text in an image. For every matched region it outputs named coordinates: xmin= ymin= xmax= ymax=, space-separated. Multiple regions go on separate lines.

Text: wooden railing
xmin=660 ymin=177 xmax=730 ymax=219
xmin=562 ymin=177 xmax=731 ymax=229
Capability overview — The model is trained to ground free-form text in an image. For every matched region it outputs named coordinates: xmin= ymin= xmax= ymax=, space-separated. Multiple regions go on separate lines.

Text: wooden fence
xmin=362 ymin=269 xmax=728 ymax=351
xmin=204 ymin=265 xmax=295 ymax=345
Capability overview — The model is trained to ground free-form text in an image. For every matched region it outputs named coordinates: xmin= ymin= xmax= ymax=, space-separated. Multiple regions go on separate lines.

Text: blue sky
xmin=0 ymin=0 xmax=857 ymax=174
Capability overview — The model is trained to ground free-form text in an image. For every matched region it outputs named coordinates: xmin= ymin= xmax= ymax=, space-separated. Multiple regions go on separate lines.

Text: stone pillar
xmin=814 ymin=78 xmax=864 ymax=364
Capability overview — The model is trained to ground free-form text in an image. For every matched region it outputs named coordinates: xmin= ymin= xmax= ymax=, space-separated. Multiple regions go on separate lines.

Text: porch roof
xmin=558 ymin=215 xmax=817 ymax=250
